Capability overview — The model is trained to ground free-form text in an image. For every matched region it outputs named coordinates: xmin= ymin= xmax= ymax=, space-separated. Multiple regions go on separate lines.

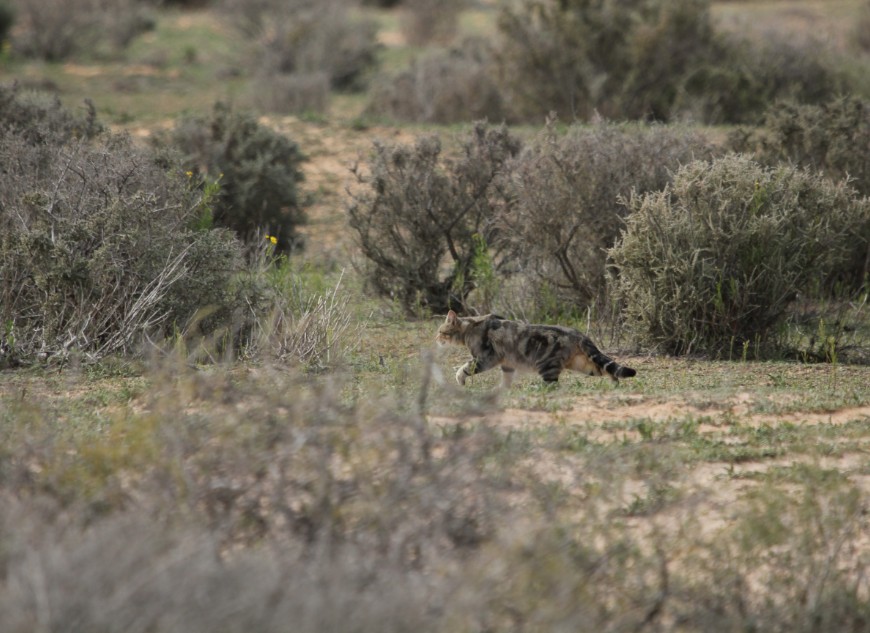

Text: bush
xmin=0 ymin=0 xmax=14 ymax=45
xmin=348 ymin=122 xmax=521 ymax=315
xmin=495 ymin=0 xmax=720 ymax=122
xmin=164 ymin=103 xmax=306 ymax=252
xmin=730 ymin=97 xmax=870 ymax=290
xmin=0 ymin=83 xmax=103 ymax=143
xmin=498 ymin=120 xmax=716 ymax=318
xmin=855 ymin=0 xmax=870 ymax=52
xmin=222 ymin=0 xmax=380 ymax=109
xmin=9 ymin=0 xmax=153 ymax=60
xmin=0 ymin=117 xmax=245 ymax=363
xmin=609 ymin=154 xmax=870 ymax=356
xmin=493 ymin=0 xmax=849 ymax=124
xmin=731 ymin=97 xmax=870 ymax=197
xmin=365 ymin=38 xmax=507 ymax=124
xmin=400 ymin=0 xmax=466 ymax=46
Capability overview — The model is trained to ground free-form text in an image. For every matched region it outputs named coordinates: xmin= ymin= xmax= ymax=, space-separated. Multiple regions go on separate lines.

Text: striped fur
xmin=436 ymin=310 xmax=636 ymax=387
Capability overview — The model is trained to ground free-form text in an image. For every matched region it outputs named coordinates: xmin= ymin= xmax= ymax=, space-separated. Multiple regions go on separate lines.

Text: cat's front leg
xmin=455 ymin=357 xmax=495 ymax=386
xmin=455 ymin=359 xmax=476 ymax=385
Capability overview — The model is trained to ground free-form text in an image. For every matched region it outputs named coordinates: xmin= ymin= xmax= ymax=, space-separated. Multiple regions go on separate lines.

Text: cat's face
xmin=435 ymin=310 xmax=464 ymax=346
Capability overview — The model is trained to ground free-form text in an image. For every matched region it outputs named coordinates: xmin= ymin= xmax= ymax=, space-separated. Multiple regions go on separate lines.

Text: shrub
xmin=731 ymin=97 xmax=870 ymax=197
xmin=0 ymin=83 xmax=103 ymax=143
xmin=9 ymin=0 xmax=153 ymax=60
xmin=855 ymin=0 xmax=870 ymax=52
xmin=497 ymin=121 xmax=716 ymax=318
xmin=730 ymin=97 xmax=870 ymax=290
xmin=495 ymin=0 xmax=720 ymax=122
xmin=610 ymin=155 xmax=870 ymax=356
xmin=222 ymin=0 xmax=380 ymax=107
xmin=400 ymin=0 xmax=466 ymax=46
xmin=251 ymin=71 xmax=330 ymax=117
xmin=164 ymin=103 xmax=306 ymax=252
xmin=0 ymin=125 xmax=245 ymax=363
xmin=365 ymin=38 xmax=507 ymax=124
xmin=347 ymin=122 xmax=521 ymax=315
xmin=0 ymin=0 xmax=14 ymax=46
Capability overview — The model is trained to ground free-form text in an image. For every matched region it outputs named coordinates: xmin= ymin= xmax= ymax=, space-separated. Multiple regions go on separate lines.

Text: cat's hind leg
xmin=500 ymin=366 xmax=516 ymax=389
xmin=536 ymin=359 xmax=563 ymax=384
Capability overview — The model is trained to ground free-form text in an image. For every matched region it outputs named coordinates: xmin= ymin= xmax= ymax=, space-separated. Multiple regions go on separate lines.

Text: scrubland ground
xmin=1 ymin=1 xmax=870 ymax=630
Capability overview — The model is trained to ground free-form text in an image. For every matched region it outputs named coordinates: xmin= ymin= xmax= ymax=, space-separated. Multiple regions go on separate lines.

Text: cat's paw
xmin=455 ymin=366 xmax=468 ymax=386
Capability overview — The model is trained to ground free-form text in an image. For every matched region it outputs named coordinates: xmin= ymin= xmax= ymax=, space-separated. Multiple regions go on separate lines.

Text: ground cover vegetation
xmin=1 ymin=0 xmax=870 ymax=630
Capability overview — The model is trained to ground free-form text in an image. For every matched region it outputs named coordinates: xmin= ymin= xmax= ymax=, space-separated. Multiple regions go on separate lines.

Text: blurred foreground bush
xmin=0 ymin=362 xmax=868 ymax=630
xmin=610 ymin=154 xmax=870 ymax=357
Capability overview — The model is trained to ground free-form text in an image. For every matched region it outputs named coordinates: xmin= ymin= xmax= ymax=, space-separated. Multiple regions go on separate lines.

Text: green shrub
xmin=164 ymin=103 xmax=306 ymax=252
xmin=348 ymin=122 xmax=521 ymax=315
xmin=730 ymin=97 xmax=870 ymax=290
xmin=610 ymin=155 xmax=869 ymax=356
xmin=365 ymin=38 xmax=507 ymax=125
xmin=498 ymin=121 xmax=716 ymax=318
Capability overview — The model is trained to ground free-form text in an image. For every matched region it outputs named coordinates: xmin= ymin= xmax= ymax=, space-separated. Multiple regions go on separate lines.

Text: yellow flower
xmin=186 ymin=170 xmax=193 ymax=178
xmin=270 ymin=235 xmax=278 ymax=245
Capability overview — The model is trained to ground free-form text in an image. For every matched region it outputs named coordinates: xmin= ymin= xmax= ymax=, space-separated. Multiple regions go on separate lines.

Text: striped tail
xmin=586 ymin=343 xmax=637 ymax=383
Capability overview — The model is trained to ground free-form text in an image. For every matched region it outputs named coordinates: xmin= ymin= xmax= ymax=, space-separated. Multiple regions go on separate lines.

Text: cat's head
xmin=435 ymin=310 xmax=465 ymax=346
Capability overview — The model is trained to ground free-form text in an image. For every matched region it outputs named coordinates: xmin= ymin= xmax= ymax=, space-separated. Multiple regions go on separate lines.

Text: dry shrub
xmin=610 ymin=154 xmax=870 ymax=356
xmin=729 ymin=97 xmax=870 ymax=291
xmin=855 ymin=0 xmax=870 ymax=52
xmin=0 ymin=104 xmax=244 ymax=364
xmin=498 ymin=120 xmax=715 ymax=318
xmin=251 ymin=71 xmax=330 ymax=116
xmin=240 ymin=254 xmax=361 ymax=370
xmin=495 ymin=0 xmax=720 ymax=122
xmin=365 ymin=38 xmax=507 ymax=125
xmin=400 ymin=0 xmax=466 ymax=46
xmin=221 ymin=0 xmax=380 ymax=111
xmin=9 ymin=0 xmax=153 ymax=60
xmin=732 ymin=96 xmax=870 ymax=197
xmin=348 ymin=122 xmax=521 ymax=315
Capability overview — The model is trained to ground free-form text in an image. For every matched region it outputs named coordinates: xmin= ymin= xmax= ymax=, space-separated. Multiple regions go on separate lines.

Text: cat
xmin=436 ymin=310 xmax=636 ymax=387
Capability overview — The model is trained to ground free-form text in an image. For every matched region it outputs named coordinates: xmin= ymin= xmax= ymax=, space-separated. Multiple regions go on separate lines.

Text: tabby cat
xmin=436 ymin=310 xmax=636 ymax=387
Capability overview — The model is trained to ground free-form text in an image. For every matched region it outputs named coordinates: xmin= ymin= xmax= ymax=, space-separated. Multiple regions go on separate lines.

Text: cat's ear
xmin=446 ymin=309 xmax=458 ymax=323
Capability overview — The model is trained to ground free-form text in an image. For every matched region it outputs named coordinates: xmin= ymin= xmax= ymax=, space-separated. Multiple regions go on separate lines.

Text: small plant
xmin=610 ymin=154 xmax=870 ymax=357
